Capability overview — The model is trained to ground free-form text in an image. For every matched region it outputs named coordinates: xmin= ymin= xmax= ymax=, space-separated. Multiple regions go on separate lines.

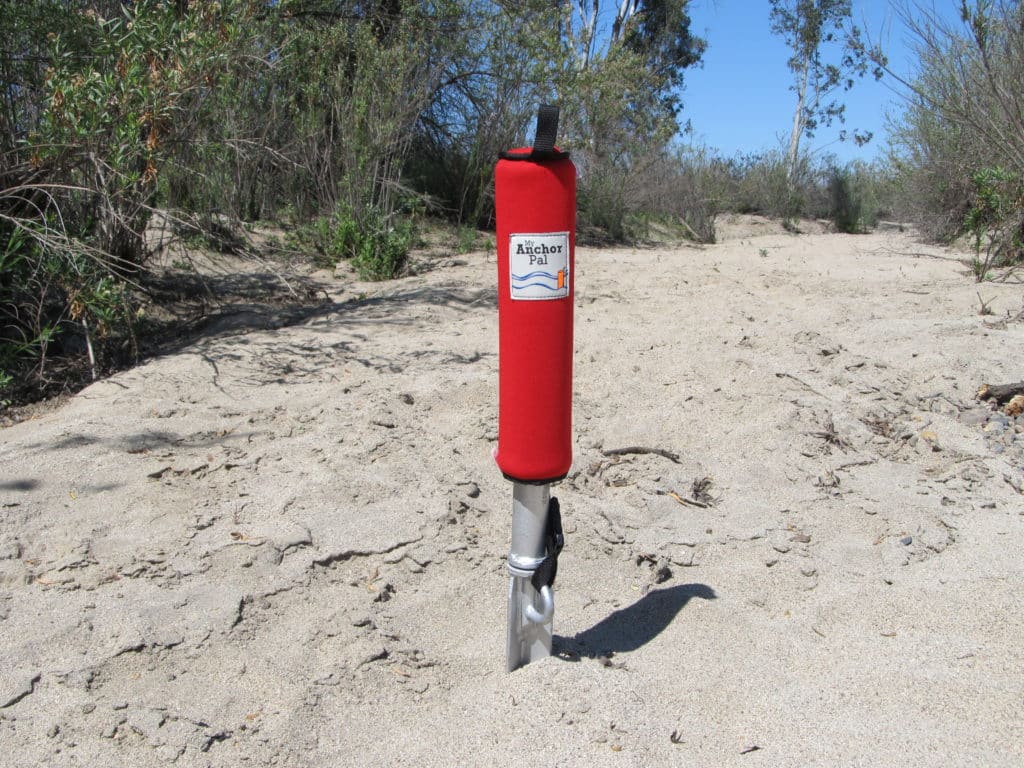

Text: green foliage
xmin=351 ymin=217 xmax=413 ymax=282
xmin=559 ymin=1 xmax=705 ymax=244
xmin=296 ymin=204 xmax=412 ymax=280
xmin=964 ymin=166 xmax=1022 ymax=281
xmin=729 ymin=150 xmax=808 ymax=221
xmin=1 ymin=0 xmax=710 ymax=403
xmin=305 ymin=211 xmax=361 ymax=268
xmin=0 ymin=369 xmax=12 ymax=407
xmin=456 ymin=227 xmax=485 ymax=255
xmin=578 ymin=168 xmax=629 ymax=243
xmin=1 ymin=1 xmax=246 ymax=400
xmin=769 ymin=1 xmax=883 ymax=181
xmin=887 ymin=1 xmax=1024 ymax=257
xmin=0 ymin=218 xmax=136 ymax=399
xmin=965 ymin=167 xmax=1016 ymax=243
xmin=828 ymin=162 xmax=882 ymax=234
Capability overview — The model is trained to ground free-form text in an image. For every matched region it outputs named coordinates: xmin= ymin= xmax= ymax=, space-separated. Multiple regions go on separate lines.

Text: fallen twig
xmin=601 ymin=446 xmax=681 ymax=463
xmin=836 ymin=459 xmax=877 ymax=470
xmin=668 ymin=491 xmax=709 ymax=509
xmin=775 ymin=372 xmax=830 ymax=400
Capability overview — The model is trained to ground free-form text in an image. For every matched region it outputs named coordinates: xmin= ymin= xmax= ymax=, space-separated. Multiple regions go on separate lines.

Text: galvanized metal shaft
xmin=507 ymin=482 xmax=553 ymax=672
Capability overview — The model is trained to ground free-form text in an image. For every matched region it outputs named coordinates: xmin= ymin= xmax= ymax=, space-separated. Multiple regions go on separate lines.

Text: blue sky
xmin=678 ymin=0 xmax=958 ymax=164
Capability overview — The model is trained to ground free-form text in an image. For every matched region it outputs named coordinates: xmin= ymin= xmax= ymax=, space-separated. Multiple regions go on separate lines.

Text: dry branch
xmin=977 ymin=381 xmax=1024 ymax=404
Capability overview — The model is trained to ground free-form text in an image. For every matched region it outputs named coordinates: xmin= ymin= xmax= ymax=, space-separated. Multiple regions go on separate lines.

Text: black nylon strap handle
xmin=498 ymin=104 xmax=568 ymax=162
xmin=532 ymin=104 xmax=559 ymax=156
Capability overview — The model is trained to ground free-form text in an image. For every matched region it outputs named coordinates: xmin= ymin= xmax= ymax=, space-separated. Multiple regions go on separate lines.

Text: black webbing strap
xmin=530 ymin=496 xmax=564 ymax=592
xmin=499 ymin=104 xmax=569 ymax=162
xmin=531 ymin=104 xmax=559 ymax=157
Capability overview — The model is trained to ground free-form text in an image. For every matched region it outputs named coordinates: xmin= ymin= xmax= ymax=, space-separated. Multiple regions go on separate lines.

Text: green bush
xmin=829 ymin=168 xmax=861 ymax=233
xmin=297 ymin=204 xmax=412 ymax=280
xmin=309 ymin=211 xmax=361 ymax=268
xmin=456 ymin=226 xmax=483 ymax=254
xmin=1 ymin=219 xmax=136 ymax=403
xmin=351 ymin=218 xmax=413 ymax=282
xmin=828 ymin=163 xmax=882 ymax=234
xmin=964 ymin=166 xmax=1023 ymax=281
xmin=885 ymin=3 xmax=1024 ymax=246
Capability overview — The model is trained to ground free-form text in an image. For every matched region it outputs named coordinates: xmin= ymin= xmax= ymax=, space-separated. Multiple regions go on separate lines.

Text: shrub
xmin=0 ymin=219 xmax=136 ymax=403
xmin=578 ymin=167 xmax=629 ymax=243
xmin=351 ymin=218 xmax=413 ymax=282
xmin=964 ymin=166 xmax=1023 ymax=281
xmin=886 ymin=2 xmax=1024 ymax=250
xmin=828 ymin=162 xmax=882 ymax=234
xmin=297 ymin=204 xmax=413 ymax=280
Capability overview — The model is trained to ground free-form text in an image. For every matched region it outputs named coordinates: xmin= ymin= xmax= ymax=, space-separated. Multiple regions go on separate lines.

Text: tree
xmin=558 ymin=0 xmax=705 ymax=238
xmin=769 ymin=0 xmax=881 ymax=182
xmin=882 ymin=1 xmax=1024 ymax=271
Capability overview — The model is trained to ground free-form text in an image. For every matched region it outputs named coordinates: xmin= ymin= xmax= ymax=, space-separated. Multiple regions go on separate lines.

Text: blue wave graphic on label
xmin=509 ymin=233 xmax=570 ymax=300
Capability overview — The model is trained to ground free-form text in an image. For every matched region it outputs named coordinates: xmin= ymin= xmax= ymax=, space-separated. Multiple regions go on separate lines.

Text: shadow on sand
xmin=555 ymin=583 xmax=717 ymax=661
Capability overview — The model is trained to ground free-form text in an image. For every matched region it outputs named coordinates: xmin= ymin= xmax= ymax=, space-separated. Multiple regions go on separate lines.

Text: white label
xmin=509 ymin=232 xmax=570 ymax=300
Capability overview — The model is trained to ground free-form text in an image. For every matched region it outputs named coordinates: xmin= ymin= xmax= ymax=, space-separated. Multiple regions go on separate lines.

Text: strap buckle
xmin=530 ymin=496 xmax=564 ymax=592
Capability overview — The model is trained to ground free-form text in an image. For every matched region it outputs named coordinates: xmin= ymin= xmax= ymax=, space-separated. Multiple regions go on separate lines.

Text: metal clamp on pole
xmin=506 ymin=485 xmax=565 ymax=671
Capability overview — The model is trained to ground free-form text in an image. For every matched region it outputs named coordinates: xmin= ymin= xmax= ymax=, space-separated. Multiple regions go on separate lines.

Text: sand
xmin=1 ymin=215 xmax=1022 ymax=766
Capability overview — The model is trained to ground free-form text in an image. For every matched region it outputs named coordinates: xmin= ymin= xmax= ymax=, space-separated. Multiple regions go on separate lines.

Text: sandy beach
xmin=1 ymin=216 xmax=1022 ymax=767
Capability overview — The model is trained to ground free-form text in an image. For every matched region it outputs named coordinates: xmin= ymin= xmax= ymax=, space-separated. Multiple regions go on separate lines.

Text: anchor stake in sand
xmin=494 ymin=105 xmax=576 ymax=671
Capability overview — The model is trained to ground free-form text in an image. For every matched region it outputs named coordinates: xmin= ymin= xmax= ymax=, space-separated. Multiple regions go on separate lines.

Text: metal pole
xmin=506 ymin=482 xmax=553 ymax=671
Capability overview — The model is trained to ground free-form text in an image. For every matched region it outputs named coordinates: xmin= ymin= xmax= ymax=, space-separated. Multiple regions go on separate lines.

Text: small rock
xmin=669 ymin=549 xmax=695 ymax=567
xmin=962 ymin=408 xmax=991 ymax=426
xmin=126 ymin=707 xmax=166 ymax=737
xmin=457 ymin=482 xmax=481 ymax=499
xmin=408 ymin=551 xmax=432 ymax=567
xmin=373 ymin=583 xmax=395 ymax=603
xmin=47 ymin=723 xmax=60 ymax=739
xmin=770 ymin=530 xmax=792 ymax=554
xmin=789 ymin=532 xmax=812 ymax=544
xmin=444 ymin=542 xmax=468 ymax=554
xmin=82 ymin=702 xmax=96 ymax=715
xmin=764 ymin=557 xmax=779 ymax=568
xmin=653 ymin=564 xmax=672 ymax=584
xmin=357 ymin=645 xmax=389 ymax=667
xmin=800 ymin=566 xmax=817 ymax=578
xmin=900 ymin=535 xmax=913 ymax=546
xmin=0 ymin=539 xmax=21 ymax=561
xmin=100 ymin=723 xmax=117 ymax=739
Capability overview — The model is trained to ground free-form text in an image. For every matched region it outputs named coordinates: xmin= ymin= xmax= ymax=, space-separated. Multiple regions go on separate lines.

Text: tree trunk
xmin=786 ymin=60 xmax=810 ymax=183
